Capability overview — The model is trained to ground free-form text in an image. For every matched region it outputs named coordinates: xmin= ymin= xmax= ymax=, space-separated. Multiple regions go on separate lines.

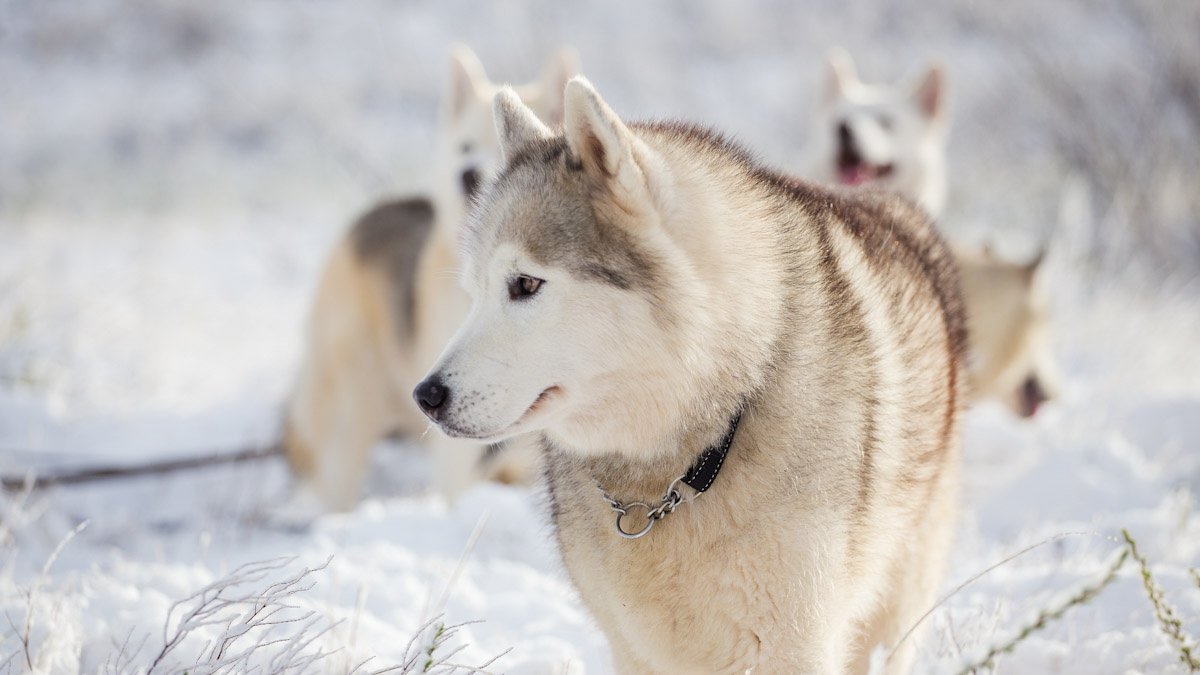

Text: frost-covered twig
xmin=955 ymin=529 xmax=1200 ymax=673
xmin=957 ymin=544 xmax=1129 ymax=674
xmin=146 ymin=555 xmax=337 ymax=675
xmin=1124 ymin=529 xmax=1200 ymax=672
xmin=9 ymin=520 xmax=88 ymax=671
xmin=371 ymin=615 xmax=508 ymax=675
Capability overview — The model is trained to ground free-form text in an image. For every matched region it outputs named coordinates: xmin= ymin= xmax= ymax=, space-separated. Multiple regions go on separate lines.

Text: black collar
xmin=681 ymin=407 xmax=743 ymax=493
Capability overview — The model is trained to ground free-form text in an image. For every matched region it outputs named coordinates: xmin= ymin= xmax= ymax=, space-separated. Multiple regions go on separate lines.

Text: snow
xmin=2 ymin=1 xmax=1199 ymax=673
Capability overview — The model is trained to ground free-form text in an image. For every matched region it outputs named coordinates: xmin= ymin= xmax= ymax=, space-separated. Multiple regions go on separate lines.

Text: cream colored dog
xmin=283 ymin=46 xmax=575 ymax=512
xmin=415 ymin=77 xmax=968 ymax=673
xmin=956 ymin=245 xmax=1058 ymax=417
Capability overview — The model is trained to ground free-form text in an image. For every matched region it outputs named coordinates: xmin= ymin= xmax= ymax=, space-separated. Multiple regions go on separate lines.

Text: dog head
xmin=415 ymin=78 xmax=762 ymax=457
xmin=957 ymin=245 xmax=1060 ymax=418
xmin=812 ymin=48 xmax=948 ymax=215
xmin=435 ymin=45 xmax=577 ymax=211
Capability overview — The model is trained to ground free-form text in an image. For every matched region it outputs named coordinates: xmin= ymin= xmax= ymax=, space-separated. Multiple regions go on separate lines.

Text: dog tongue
xmin=838 ymin=165 xmax=871 ymax=186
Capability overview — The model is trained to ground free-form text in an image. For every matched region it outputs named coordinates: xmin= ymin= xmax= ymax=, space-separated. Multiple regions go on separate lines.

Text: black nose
xmin=413 ymin=376 xmax=450 ymax=418
xmin=461 ymin=168 xmax=481 ymax=198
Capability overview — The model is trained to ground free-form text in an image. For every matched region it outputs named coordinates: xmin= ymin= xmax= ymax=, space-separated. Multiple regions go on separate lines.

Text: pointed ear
xmin=536 ymin=47 xmax=579 ymax=126
xmin=825 ymin=47 xmax=859 ymax=102
xmin=446 ymin=45 xmax=490 ymax=120
xmin=494 ymin=88 xmax=553 ymax=163
xmin=911 ymin=64 xmax=945 ymax=121
xmin=1022 ymin=244 xmax=1048 ymax=283
xmin=563 ymin=77 xmax=651 ymax=201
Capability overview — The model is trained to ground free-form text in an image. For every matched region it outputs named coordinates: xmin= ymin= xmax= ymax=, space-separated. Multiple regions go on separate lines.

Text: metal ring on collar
xmin=615 ymin=502 xmax=655 ymax=539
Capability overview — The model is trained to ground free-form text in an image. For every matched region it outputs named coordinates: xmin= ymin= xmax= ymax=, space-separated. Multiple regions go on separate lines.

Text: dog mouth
xmin=519 ymin=386 xmax=562 ymax=422
xmin=439 ymin=386 xmax=562 ymax=440
xmin=837 ymin=160 xmax=894 ymax=186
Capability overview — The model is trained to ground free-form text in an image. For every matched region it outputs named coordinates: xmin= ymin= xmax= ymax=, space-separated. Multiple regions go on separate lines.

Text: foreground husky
xmin=415 ymin=77 xmax=968 ymax=673
xmin=284 ymin=46 xmax=575 ymax=511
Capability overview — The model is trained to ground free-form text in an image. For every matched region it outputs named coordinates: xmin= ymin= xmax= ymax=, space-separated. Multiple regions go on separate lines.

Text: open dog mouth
xmin=837 ymin=160 xmax=895 ymax=186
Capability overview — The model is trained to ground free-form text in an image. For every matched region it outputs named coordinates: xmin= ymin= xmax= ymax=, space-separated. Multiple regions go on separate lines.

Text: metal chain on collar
xmin=595 ymin=404 xmax=745 ymax=540
xmin=597 ymin=475 xmax=688 ymax=539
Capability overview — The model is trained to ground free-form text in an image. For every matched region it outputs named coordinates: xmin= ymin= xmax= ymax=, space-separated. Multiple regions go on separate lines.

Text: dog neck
xmin=554 ymin=395 xmax=750 ymax=507
xmin=593 ymin=406 xmax=744 ymax=538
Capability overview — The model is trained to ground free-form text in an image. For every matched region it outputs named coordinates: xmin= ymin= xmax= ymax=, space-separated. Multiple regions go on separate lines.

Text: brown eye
xmin=508 ymin=274 xmax=544 ymax=300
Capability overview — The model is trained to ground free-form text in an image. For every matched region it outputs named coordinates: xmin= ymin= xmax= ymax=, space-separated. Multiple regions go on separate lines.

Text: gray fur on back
xmin=350 ymin=197 xmax=435 ymax=339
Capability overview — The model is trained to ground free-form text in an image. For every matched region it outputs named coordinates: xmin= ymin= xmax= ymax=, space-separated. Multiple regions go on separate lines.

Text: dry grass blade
xmin=14 ymin=520 xmax=88 ymax=670
xmin=887 ymin=530 xmax=1092 ymax=663
xmin=957 ymin=544 xmax=1129 ymax=674
xmin=1123 ymin=529 xmax=1200 ymax=672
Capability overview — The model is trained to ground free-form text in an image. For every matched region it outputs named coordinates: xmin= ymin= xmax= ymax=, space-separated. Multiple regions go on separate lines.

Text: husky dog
xmin=810 ymin=48 xmax=948 ymax=217
xmin=284 ymin=46 xmax=576 ymax=511
xmin=956 ymin=245 xmax=1057 ymax=418
xmin=415 ymin=77 xmax=968 ymax=673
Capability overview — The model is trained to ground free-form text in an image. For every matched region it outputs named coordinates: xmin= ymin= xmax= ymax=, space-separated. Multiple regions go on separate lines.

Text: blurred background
xmin=1 ymin=1 xmax=1199 ymax=673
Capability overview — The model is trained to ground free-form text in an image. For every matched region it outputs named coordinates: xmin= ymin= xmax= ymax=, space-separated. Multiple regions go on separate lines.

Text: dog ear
xmin=494 ymin=88 xmax=553 ymax=164
xmin=446 ymin=45 xmax=490 ymax=121
xmin=1022 ymin=244 xmax=1047 ymax=284
xmin=563 ymin=76 xmax=655 ymax=207
xmin=911 ymin=64 xmax=946 ymax=122
xmin=536 ymin=48 xmax=580 ymax=126
xmin=825 ymin=47 xmax=859 ymax=102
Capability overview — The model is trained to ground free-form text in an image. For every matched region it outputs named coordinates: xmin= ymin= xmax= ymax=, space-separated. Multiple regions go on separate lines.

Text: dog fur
xmin=283 ymin=46 xmax=576 ymax=511
xmin=415 ymin=77 xmax=968 ymax=673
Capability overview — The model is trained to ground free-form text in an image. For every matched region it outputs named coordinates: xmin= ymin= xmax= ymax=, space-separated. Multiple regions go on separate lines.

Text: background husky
xmin=284 ymin=46 xmax=576 ymax=511
xmin=957 ymin=245 xmax=1058 ymax=418
xmin=809 ymin=48 xmax=1060 ymax=418
xmin=415 ymin=78 xmax=968 ymax=673
xmin=809 ymin=47 xmax=948 ymax=217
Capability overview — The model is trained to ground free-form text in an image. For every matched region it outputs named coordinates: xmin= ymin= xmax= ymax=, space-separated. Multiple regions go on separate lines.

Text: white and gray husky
xmin=415 ymin=76 xmax=968 ymax=673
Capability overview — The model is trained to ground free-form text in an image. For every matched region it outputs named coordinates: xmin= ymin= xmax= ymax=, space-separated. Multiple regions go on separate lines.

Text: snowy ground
xmin=3 ymin=1 xmax=1200 ymax=673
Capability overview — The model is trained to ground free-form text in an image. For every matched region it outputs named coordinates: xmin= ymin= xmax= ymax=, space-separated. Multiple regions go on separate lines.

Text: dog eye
xmin=508 ymin=274 xmax=544 ymax=300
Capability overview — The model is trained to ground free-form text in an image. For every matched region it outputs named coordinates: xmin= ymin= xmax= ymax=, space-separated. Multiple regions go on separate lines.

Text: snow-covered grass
xmin=2 ymin=1 xmax=1199 ymax=673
